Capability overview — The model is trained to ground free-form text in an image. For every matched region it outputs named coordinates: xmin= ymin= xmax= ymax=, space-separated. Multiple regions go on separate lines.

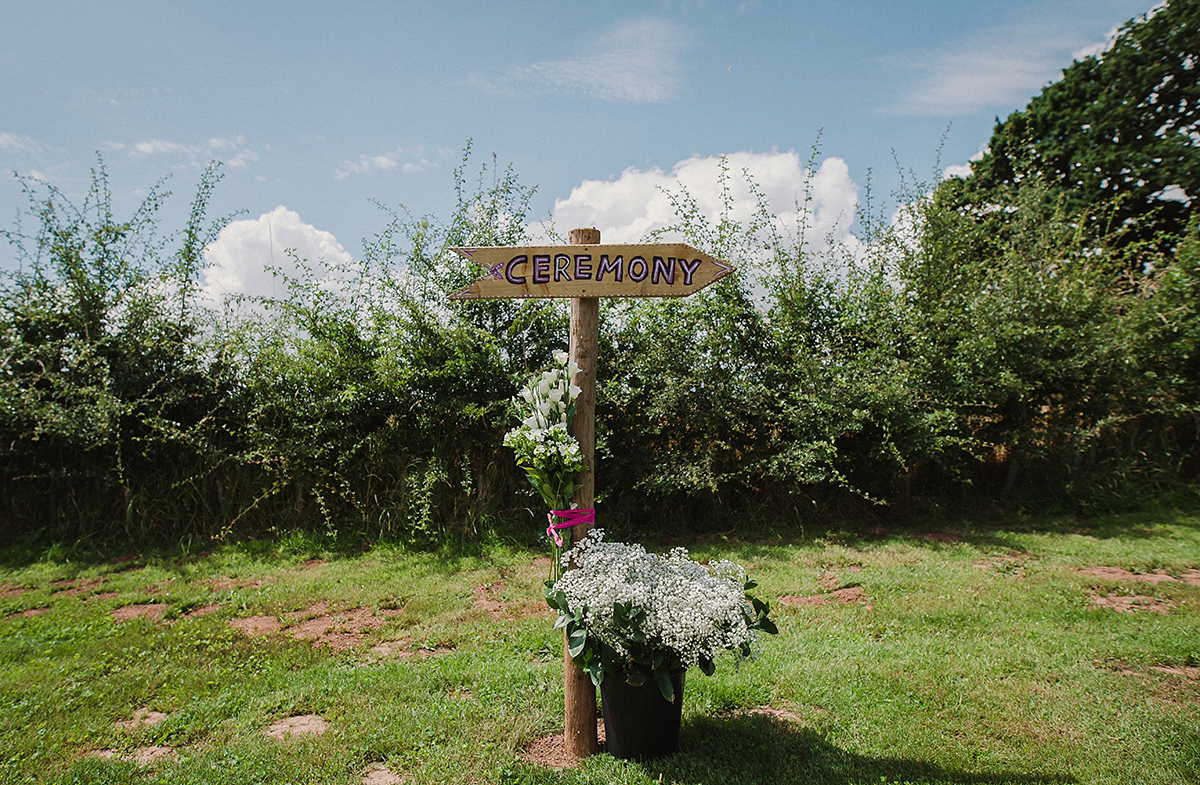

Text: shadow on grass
xmin=648 ymin=712 xmax=1074 ymax=785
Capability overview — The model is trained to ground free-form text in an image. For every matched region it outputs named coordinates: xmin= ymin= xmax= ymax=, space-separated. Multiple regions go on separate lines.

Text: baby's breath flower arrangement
xmin=504 ymin=351 xmax=587 ymax=580
xmin=546 ymin=529 xmax=777 ymax=701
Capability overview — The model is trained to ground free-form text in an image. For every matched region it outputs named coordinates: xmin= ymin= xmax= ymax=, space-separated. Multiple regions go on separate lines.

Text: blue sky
xmin=1 ymin=0 xmax=1158 ymax=298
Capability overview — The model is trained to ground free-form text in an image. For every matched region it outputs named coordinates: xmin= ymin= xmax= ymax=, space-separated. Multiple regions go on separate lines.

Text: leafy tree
xmin=950 ymin=0 xmax=1199 ymax=250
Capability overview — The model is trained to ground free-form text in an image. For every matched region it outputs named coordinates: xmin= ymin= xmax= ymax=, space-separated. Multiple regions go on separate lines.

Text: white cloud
xmin=479 ymin=18 xmax=686 ymax=103
xmin=942 ymin=144 xmax=988 ymax=180
xmin=110 ymin=135 xmax=262 ymax=171
xmin=0 ymin=132 xmax=44 ymax=154
xmin=885 ymin=18 xmax=1119 ymax=115
xmin=548 ymin=150 xmax=860 ymax=249
xmin=1072 ymin=23 xmax=1122 ymax=60
xmin=334 ymin=147 xmax=443 ymax=179
xmin=226 ymin=149 xmax=259 ymax=168
xmin=200 ymin=206 xmax=353 ymax=304
xmin=131 ymin=139 xmax=193 ymax=158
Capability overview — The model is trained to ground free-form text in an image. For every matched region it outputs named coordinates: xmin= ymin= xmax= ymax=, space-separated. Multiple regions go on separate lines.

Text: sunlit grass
xmin=1 ymin=513 xmax=1197 ymax=784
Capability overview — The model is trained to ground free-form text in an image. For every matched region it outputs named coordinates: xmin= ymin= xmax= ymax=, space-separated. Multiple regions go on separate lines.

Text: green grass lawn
xmin=1 ymin=513 xmax=1197 ymax=785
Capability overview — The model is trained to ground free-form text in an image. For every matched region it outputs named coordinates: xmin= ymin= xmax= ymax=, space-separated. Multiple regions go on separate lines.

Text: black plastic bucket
xmin=600 ymin=671 xmax=685 ymax=761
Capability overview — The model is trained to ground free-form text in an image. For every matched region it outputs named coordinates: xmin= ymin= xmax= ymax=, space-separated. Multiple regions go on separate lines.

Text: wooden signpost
xmin=450 ymin=229 xmax=732 ymax=759
xmin=449 ymin=242 xmax=733 ymax=300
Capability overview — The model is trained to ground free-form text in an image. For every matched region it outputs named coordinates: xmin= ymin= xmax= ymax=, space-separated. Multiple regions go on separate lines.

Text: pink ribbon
xmin=546 ymin=508 xmax=595 ymax=547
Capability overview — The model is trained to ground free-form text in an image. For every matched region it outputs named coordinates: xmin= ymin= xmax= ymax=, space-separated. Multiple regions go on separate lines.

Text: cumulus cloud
xmin=885 ymin=18 xmax=1118 ymax=115
xmin=475 ymin=18 xmax=686 ymax=103
xmin=548 ymin=150 xmax=860 ymax=249
xmin=200 ymin=206 xmax=353 ymax=304
xmin=942 ymin=145 xmax=989 ymax=180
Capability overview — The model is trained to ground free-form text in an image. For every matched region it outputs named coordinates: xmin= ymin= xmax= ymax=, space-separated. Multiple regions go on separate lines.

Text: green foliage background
xmin=3 ymin=3 xmax=1199 ymax=548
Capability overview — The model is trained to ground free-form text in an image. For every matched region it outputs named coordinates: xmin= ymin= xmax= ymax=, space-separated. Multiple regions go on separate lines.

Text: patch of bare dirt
xmin=228 ymin=615 xmax=282 ymax=635
xmin=471 ymin=582 xmax=553 ymax=621
xmin=779 ymin=586 xmax=870 ymax=608
xmin=95 ymin=746 xmax=175 ymax=766
xmin=1089 ymin=594 xmax=1176 ymax=614
xmin=185 ymin=603 xmax=221 ymax=618
xmin=83 ymin=591 xmax=121 ymax=602
xmin=204 ymin=576 xmax=268 ymax=591
xmin=817 ymin=572 xmax=839 ymax=590
xmin=229 ymin=604 xmax=403 ymax=650
xmin=362 ymin=763 xmax=407 ymax=784
xmin=112 ymin=603 xmax=169 ymax=622
xmin=116 ymin=708 xmax=168 ymax=730
xmin=132 ymin=746 xmax=175 ymax=765
xmin=52 ymin=578 xmax=108 ymax=597
xmin=520 ymin=722 xmax=606 ymax=769
xmin=473 ymin=583 xmax=507 ymax=617
xmin=0 ymin=584 xmax=29 ymax=599
xmin=1180 ymin=569 xmax=1200 ymax=587
xmin=298 ymin=559 xmax=327 ymax=569
xmin=1081 ymin=566 xmax=1181 ymax=583
xmin=532 ymin=556 xmax=553 ymax=568
xmin=286 ymin=605 xmax=383 ymax=650
xmin=13 ymin=607 xmax=50 ymax=618
xmin=743 ymin=706 xmax=801 ymax=723
xmin=367 ymin=640 xmax=455 ymax=662
xmin=266 ymin=714 xmax=329 ymax=739
xmin=1152 ymin=665 xmax=1200 ymax=679
xmin=284 ymin=600 xmax=332 ymax=620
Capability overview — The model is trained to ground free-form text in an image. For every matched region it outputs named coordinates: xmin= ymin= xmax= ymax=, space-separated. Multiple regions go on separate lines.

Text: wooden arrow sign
xmin=448 ymin=243 xmax=733 ymax=300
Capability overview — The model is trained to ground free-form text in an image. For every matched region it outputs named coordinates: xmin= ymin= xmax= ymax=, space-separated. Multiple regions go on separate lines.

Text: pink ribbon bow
xmin=546 ymin=508 xmax=595 ymax=547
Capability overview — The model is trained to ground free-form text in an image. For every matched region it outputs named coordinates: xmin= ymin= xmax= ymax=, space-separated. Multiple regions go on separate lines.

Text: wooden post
xmin=564 ymin=226 xmax=600 ymax=759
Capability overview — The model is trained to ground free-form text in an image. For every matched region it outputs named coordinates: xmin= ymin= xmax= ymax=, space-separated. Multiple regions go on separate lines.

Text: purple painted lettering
xmin=679 ymin=257 xmax=703 ymax=286
xmin=553 ymin=254 xmax=572 ymax=282
xmin=573 ymin=254 xmax=592 ymax=280
xmin=628 ymin=256 xmax=648 ymax=282
xmin=596 ymin=254 xmax=623 ymax=282
xmin=533 ymin=255 xmax=551 ymax=284
xmin=505 ymin=255 xmax=528 ymax=285
xmin=651 ymin=256 xmax=675 ymax=285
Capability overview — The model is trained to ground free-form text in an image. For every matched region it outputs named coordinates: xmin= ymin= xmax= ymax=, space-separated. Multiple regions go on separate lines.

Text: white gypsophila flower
xmin=553 ymin=530 xmax=759 ymax=669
